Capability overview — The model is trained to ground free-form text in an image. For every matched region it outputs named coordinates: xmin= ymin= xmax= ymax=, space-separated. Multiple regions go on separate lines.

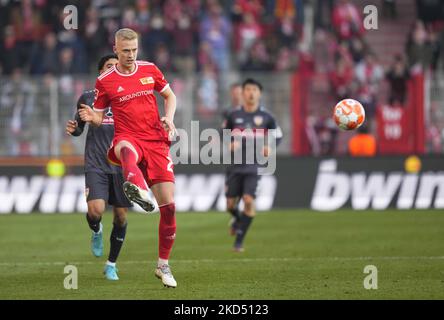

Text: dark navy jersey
xmin=221 ymin=105 xmax=241 ymax=122
xmin=72 ymin=90 xmax=119 ymax=174
xmin=222 ymin=106 xmax=283 ymax=174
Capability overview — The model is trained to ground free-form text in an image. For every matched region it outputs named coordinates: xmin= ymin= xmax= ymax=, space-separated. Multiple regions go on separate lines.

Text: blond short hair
xmin=115 ymin=28 xmax=138 ymax=41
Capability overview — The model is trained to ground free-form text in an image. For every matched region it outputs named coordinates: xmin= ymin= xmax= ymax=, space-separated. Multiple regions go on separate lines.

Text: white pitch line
xmin=1 ymin=256 xmax=444 ymax=267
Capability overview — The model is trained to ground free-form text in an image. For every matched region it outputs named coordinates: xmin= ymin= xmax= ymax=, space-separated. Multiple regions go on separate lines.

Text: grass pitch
xmin=0 ymin=209 xmax=444 ymax=300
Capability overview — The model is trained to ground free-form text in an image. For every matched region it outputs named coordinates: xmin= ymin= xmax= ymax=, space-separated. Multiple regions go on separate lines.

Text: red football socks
xmin=158 ymin=203 xmax=176 ymax=260
xmin=120 ymin=146 xmax=147 ymax=190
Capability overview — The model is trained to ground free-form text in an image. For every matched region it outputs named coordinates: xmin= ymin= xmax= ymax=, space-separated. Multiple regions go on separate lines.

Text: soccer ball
xmin=333 ymin=99 xmax=365 ymax=130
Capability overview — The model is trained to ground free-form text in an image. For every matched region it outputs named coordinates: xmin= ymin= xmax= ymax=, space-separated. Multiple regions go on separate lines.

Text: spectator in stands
xmin=428 ymin=28 xmax=442 ymax=74
xmin=386 ymin=54 xmax=410 ymax=105
xmin=200 ymin=2 xmax=231 ymax=72
xmin=0 ymin=68 xmax=36 ymax=156
xmin=329 ymin=56 xmax=354 ymax=101
xmin=348 ymin=125 xmax=377 ymax=157
xmin=134 ymin=0 xmax=151 ymax=33
xmin=197 ymin=41 xmax=216 ymax=72
xmin=83 ymin=7 xmax=108 ymax=72
xmin=197 ymin=63 xmax=218 ymax=116
xmin=275 ymin=47 xmax=298 ymax=71
xmin=29 ymin=32 xmax=59 ymax=75
xmin=314 ymin=116 xmax=338 ymax=156
xmin=222 ymin=82 xmax=243 ymax=120
xmin=121 ymin=6 xmax=140 ymax=31
xmin=10 ymin=0 xmax=45 ymax=71
xmin=331 ymin=0 xmax=364 ymax=41
xmin=153 ymin=43 xmax=177 ymax=72
xmin=314 ymin=0 xmax=334 ymax=30
xmin=232 ymin=0 xmax=264 ymax=22
xmin=406 ymin=20 xmax=434 ymax=71
xmin=171 ymin=13 xmax=195 ymax=72
xmin=235 ymin=12 xmax=263 ymax=65
xmin=143 ymin=13 xmax=171 ymax=60
xmin=355 ymin=53 xmax=384 ymax=119
xmin=241 ymin=40 xmax=272 ymax=71
xmin=349 ymin=37 xmax=368 ymax=63
xmin=0 ymin=25 xmax=19 ymax=75
xmin=277 ymin=14 xmax=299 ymax=48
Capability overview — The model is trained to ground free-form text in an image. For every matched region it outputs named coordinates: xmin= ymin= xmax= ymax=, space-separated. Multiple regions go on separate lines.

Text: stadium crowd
xmin=310 ymin=0 xmax=444 ymax=156
xmin=0 ymin=0 xmax=304 ymax=76
xmin=0 ymin=0 xmax=443 ymax=157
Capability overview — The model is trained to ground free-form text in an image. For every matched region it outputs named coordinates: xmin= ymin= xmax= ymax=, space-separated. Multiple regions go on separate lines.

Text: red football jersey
xmin=93 ymin=60 xmax=170 ymax=141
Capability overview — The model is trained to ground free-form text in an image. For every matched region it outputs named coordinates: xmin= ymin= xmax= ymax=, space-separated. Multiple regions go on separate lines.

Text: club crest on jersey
xmin=140 ymin=77 xmax=154 ymax=85
xmin=254 ymin=116 xmax=263 ymax=126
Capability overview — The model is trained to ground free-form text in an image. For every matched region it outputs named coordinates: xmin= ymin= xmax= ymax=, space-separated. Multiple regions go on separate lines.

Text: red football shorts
xmin=107 ymin=136 xmax=174 ymax=187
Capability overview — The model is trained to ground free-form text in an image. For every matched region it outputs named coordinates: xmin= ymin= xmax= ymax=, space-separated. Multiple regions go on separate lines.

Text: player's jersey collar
xmin=241 ymin=105 xmax=262 ymax=113
xmin=114 ymin=62 xmax=139 ymax=77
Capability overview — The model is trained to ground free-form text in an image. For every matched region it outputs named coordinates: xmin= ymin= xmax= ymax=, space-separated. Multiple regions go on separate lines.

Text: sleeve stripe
xmin=93 ymin=107 xmax=106 ymax=112
xmin=137 ymin=60 xmax=154 ymax=65
xmin=98 ymin=68 xmax=115 ymax=80
xmin=160 ymin=83 xmax=170 ymax=93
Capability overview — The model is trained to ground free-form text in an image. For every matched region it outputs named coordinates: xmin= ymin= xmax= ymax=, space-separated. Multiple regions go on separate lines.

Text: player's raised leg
xmin=104 ymin=207 xmax=128 ymax=280
xmin=151 ymin=182 xmax=177 ymax=288
xmin=113 ymin=140 xmax=155 ymax=212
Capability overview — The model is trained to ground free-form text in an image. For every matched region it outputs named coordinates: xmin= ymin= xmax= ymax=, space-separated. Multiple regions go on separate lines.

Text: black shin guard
xmin=108 ymin=223 xmax=127 ymax=263
xmin=86 ymin=213 xmax=101 ymax=233
xmin=234 ymin=214 xmax=253 ymax=247
xmin=229 ymin=207 xmax=240 ymax=220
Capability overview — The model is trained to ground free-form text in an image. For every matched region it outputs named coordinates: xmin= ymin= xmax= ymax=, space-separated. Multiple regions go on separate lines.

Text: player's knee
xmin=113 ymin=208 xmax=128 ymax=226
xmin=227 ymin=203 xmax=236 ymax=212
xmin=87 ymin=203 xmax=104 ymax=218
xmin=88 ymin=205 xmax=104 ymax=219
xmin=113 ymin=217 xmax=127 ymax=227
xmin=115 ymin=141 xmax=138 ymax=161
xmin=242 ymin=195 xmax=254 ymax=206
xmin=242 ymin=195 xmax=255 ymax=215
xmin=226 ymin=198 xmax=237 ymax=211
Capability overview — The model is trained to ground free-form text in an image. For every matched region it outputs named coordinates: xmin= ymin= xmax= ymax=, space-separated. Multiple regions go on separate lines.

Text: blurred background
xmin=0 ymin=0 xmax=443 ymax=212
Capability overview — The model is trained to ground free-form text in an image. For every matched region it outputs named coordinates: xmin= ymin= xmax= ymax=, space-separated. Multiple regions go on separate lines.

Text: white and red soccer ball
xmin=333 ymin=99 xmax=366 ymax=130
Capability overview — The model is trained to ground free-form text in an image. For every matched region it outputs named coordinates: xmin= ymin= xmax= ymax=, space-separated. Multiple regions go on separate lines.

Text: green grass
xmin=1 ymin=209 xmax=444 ymax=299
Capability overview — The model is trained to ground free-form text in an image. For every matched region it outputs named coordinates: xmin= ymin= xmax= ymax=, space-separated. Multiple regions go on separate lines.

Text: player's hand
xmin=78 ymin=104 xmax=94 ymax=122
xmin=65 ymin=120 xmax=78 ymax=135
xmin=262 ymin=146 xmax=271 ymax=157
xmin=230 ymin=141 xmax=241 ymax=151
xmin=161 ymin=117 xmax=176 ymax=140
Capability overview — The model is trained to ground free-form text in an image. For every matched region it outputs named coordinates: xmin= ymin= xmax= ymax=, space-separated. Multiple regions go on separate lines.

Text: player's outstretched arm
xmin=66 ymin=96 xmax=88 ymax=136
xmin=160 ymin=87 xmax=177 ymax=140
xmin=79 ymin=104 xmax=104 ymax=127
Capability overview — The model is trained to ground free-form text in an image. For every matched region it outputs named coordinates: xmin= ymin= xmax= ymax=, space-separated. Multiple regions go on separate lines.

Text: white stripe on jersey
xmin=137 ymin=60 xmax=154 ymax=66
xmin=160 ymin=83 xmax=170 ymax=93
xmin=98 ymin=67 xmax=115 ymax=80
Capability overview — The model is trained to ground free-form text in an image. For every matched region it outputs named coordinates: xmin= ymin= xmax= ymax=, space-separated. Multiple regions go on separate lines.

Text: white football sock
xmin=106 ymin=261 xmax=116 ymax=267
xmin=158 ymin=258 xmax=168 ymax=267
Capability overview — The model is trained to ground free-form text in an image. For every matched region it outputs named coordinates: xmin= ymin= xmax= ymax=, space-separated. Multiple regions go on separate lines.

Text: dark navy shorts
xmin=225 ymin=171 xmax=260 ymax=199
xmin=85 ymin=172 xmax=132 ymax=208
